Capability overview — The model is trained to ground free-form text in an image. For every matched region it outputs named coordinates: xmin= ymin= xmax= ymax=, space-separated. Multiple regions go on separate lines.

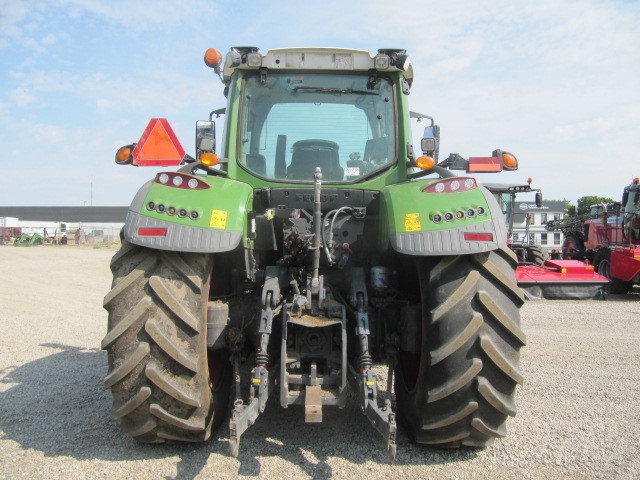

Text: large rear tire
xmin=523 ymin=245 xmax=548 ymax=266
xmin=594 ymin=247 xmax=631 ymax=294
xmin=102 ymin=241 xmax=231 ymax=443
xmin=395 ymin=246 xmax=526 ymax=447
xmin=561 ymin=234 xmax=583 ymax=260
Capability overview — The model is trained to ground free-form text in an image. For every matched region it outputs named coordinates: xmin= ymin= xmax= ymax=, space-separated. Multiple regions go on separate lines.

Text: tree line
xmin=547 ymin=195 xmax=616 ymax=217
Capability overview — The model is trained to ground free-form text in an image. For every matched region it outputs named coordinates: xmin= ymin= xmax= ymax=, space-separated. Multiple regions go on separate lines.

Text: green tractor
xmin=14 ymin=233 xmax=45 ymax=246
xmin=103 ymin=46 xmax=525 ymax=460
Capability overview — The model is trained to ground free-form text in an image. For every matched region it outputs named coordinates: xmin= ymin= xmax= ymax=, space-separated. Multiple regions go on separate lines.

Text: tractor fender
xmin=123 ymin=177 xmax=252 ymax=253
xmin=380 ymin=181 xmax=508 ymax=256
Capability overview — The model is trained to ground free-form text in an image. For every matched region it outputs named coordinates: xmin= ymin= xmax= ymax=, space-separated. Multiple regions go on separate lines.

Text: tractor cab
xmin=621 ymin=178 xmax=640 ymax=242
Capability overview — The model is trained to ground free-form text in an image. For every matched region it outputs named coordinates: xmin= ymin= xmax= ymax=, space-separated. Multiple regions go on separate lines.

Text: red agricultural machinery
xmin=486 ymin=181 xmax=609 ymax=300
xmin=546 ymin=178 xmax=640 ymax=294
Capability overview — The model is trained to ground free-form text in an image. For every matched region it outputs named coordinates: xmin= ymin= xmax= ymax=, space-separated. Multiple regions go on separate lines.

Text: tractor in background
xmin=484 ymin=180 xmax=548 ymax=265
xmin=485 ymin=180 xmax=608 ymax=300
xmin=546 ymin=178 xmax=640 ymax=293
xmin=14 ymin=233 xmax=45 ymax=246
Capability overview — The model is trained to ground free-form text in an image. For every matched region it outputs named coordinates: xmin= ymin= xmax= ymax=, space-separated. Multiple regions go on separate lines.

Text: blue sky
xmin=1 ymin=0 xmax=639 ymax=206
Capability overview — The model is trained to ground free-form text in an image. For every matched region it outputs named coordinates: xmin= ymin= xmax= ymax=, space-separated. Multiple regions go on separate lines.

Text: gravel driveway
xmin=1 ymin=246 xmax=638 ymax=479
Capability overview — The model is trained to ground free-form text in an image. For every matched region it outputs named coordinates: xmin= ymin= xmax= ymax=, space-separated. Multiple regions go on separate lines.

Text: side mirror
xmin=421 ymin=125 xmax=440 ymax=160
xmin=196 ymin=120 xmax=216 ymax=161
xmin=535 ymin=192 xmax=543 ymax=208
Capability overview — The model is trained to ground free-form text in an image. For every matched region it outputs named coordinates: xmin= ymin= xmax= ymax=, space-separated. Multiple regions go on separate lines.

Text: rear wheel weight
xmin=102 ymin=241 xmax=231 ymax=443
xmin=395 ymin=247 xmax=525 ymax=448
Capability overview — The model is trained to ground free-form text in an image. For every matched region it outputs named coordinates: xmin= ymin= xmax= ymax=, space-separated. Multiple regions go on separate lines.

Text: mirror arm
xmin=407 ymin=165 xmax=456 ymax=179
xmin=210 ymin=108 xmax=226 ymax=120
xmin=181 ymin=154 xmax=197 ymax=164
xmin=178 ymin=162 xmax=227 ymax=176
xmin=439 ymin=153 xmax=469 ymax=171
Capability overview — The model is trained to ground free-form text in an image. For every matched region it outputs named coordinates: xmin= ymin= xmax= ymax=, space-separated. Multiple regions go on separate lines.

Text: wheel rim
xmin=597 ymin=258 xmax=611 ymax=279
xmin=562 ymin=239 xmax=577 ymax=259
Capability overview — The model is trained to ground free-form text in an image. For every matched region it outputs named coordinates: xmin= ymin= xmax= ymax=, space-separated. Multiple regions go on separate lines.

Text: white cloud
xmin=58 ymin=0 xmax=219 ymax=29
xmin=0 ymin=100 xmax=9 ymax=123
xmin=1 ymin=0 xmax=639 ymax=206
xmin=96 ymin=98 xmax=111 ymax=114
xmin=42 ymin=34 xmax=57 ymax=46
xmin=9 ymin=88 xmax=36 ymax=107
xmin=35 ymin=123 xmax=67 ymax=144
xmin=0 ymin=1 xmax=30 ymax=45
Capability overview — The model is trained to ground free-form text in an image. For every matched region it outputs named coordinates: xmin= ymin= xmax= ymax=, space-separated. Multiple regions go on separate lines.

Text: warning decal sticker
xmin=405 ymin=213 xmax=421 ymax=232
xmin=210 ymin=210 xmax=228 ymax=229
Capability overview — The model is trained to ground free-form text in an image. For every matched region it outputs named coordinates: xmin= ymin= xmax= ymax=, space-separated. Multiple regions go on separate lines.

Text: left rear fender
xmin=123 ymin=176 xmax=252 ymax=253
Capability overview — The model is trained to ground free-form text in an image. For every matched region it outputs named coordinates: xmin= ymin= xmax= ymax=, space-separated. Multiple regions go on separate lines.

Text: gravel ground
xmin=1 ymin=245 xmax=639 ymax=479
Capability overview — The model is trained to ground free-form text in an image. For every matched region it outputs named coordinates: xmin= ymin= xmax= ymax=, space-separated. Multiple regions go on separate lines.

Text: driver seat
xmin=287 ymin=140 xmax=343 ymax=181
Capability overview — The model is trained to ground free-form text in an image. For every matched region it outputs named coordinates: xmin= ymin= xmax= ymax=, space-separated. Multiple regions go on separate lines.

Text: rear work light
xmin=138 ymin=228 xmax=167 ymax=237
xmin=423 ymin=177 xmax=477 ymax=194
xmin=154 ymin=172 xmax=210 ymax=190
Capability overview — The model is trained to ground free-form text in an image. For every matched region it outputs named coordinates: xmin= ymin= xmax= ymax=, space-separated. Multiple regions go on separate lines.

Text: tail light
xmin=155 ymin=172 xmax=210 ymax=190
xmin=423 ymin=177 xmax=477 ymax=194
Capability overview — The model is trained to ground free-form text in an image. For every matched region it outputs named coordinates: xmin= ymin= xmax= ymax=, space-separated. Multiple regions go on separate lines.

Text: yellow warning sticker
xmin=210 ymin=210 xmax=228 ymax=229
xmin=405 ymin=213 xmax=421 ymax=232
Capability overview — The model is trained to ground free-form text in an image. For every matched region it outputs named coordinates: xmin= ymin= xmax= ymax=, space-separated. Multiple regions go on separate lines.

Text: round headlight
xmin=158 ymin=173 xmax=169 ymax=184
xmin=172 ymin=176 xmax=183 ymax=187
xmin=188 ymin=178 xmax=199 ymax=189
xmin=450 ymin=180 xmax=460 ymax=191
xmin=435 ymin=182 xmax=445 ymax=193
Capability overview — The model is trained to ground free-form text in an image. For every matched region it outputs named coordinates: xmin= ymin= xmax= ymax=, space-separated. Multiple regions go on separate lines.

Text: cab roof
xmin=222 ymin=46 xmax=413 ymax=86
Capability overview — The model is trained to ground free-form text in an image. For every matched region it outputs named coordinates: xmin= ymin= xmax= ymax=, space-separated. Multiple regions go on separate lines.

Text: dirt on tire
xmin=103 ymin=241 xmax=231 ymax=443
xmin=395 ymin=247 xmax=525 ymax=447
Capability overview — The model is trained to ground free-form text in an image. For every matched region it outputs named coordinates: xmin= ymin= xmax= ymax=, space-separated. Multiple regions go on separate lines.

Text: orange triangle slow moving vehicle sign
xmin=132 ymin=118 xmax=186 ymax=166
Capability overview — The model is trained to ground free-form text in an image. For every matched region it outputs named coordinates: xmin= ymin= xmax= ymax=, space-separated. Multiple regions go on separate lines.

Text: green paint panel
xmin=381 ymin=180 xmax=492 ymax=235
xmin=139 ymin=176 xmax=252 ymax=233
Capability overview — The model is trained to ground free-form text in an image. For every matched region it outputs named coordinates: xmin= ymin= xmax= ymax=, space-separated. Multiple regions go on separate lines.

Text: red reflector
xmin=464 ymin=233 xmax=494 ymax=242
xmin=138 ymin=228 xmax=168 ymax=236
xmin=468 ymin=157 xmax=502 ymax=172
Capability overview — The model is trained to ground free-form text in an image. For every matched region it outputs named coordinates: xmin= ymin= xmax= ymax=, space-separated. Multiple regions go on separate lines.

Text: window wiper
xmin=292 ymin=86 xmax=378 ymax=95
